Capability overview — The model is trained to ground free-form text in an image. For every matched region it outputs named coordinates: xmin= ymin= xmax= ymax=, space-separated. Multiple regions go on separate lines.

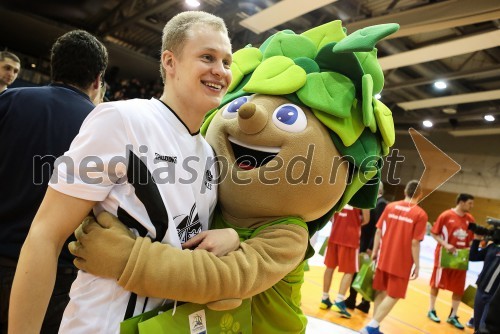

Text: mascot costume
xmin=71 ymin=20 xmax=399 ymax=333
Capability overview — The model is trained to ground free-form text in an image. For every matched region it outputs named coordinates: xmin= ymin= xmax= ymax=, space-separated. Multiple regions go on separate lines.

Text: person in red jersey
xmin=427 ymin=193 xmax=475 ymax=329
xmin=360 ymin=180 xmax=428 ymax=334
xmin=320 ymin=205 xmax=369 ymax=318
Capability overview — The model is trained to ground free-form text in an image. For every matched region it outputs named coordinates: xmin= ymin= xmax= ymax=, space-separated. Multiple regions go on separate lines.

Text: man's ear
xmin=91 ymin=75 xmax=100 ymax=89
xmin=161 ymin=50 xmax=175 ymax=75
xmin=88 ymin=75 xmax=101 ymax=104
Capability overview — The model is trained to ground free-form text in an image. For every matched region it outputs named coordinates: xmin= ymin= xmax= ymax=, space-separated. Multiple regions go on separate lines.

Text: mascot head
xmin=202 ymin=21 xmax=399 ymax=231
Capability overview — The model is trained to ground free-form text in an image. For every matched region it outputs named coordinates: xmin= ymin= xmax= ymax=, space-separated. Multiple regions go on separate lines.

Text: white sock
xmin=335 ymin=294 xmax=345 ymax=303
xmin=322 ymin=292 xmax=329 ymax=300
xmin=429 ymin=294 xmax=437 ymax=311
xmin=368 ymin=319 xmax=380 ymax=328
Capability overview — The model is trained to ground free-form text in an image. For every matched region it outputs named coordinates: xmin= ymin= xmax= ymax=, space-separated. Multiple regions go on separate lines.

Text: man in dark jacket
xmin=0 ymin=30 xmax=107 ymax=334
xmin=470 ymin=229 xmax=500 ymax=333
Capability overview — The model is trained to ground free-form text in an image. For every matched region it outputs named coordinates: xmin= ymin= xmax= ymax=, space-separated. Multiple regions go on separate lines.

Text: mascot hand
xmin=206 ymin=299 xmax=243 ymax=311
xmin=69 ymin=212 xmax=136 ymax=280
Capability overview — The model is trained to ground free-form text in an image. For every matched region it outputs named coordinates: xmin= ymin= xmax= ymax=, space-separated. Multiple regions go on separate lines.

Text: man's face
xmin=0 ymin=58 xmax=21 ymax=87
xmin=460 ymin=199 xmax=474 ymax=212
xmin=167 ymin=24 xmax=232 ymax=115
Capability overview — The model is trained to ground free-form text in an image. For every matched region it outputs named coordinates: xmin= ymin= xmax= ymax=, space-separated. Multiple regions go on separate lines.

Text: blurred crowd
xmin=104 ymin=77 xmax=163 ymax=101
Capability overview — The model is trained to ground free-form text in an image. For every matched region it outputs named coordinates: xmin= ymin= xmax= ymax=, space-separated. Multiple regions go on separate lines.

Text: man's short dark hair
xmin=404 ymin=180 xmax=420 ymax=198
xmin=0 ymin=51 xmax=21 ymax=64
xmin=456 ymin=193 xmax=474 ymax=204
xmin=51 ymin=30 xmax=108 ymax=89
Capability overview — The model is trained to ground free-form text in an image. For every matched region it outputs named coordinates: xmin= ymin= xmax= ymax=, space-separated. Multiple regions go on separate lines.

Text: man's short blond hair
xmin=160 ymin=11 xmax=228 ymax=83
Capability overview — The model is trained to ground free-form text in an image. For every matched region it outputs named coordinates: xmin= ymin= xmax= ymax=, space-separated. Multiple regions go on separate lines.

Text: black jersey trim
xmin=123 ymin=150 xmax=169 ymax=242
xmin=156 ymin=98 xmax=200 ymax=136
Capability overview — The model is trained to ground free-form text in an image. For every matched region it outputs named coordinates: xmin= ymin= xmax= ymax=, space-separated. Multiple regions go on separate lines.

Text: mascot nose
xmin=238 ymin=102 xmax=268 ymax=134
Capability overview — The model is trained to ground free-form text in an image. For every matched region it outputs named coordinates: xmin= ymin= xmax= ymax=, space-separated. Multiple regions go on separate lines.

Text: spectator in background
xmin=479 ymin=283 xmax=500 ymax=334
xmin=468 ymin=228 xmax=499 ymax=333
xmin=345 ymin=182 xmax=388 ymax=313
xmin=360 ymin=180 xmax=428 ymax=334
xmin=427 ymin=193 xmax=475 ymax=329
xmin=0 ymin=51 xmax=21 ymax=93
xmin=0 ymin=30 xmax=107 ymax=334
xmin=320 ymin=205 xmax=369 ymax=318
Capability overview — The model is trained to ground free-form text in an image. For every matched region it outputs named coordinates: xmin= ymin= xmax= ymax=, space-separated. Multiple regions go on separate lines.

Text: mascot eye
xmin=222 ymin=96 xmax=251 ymax=119
xmin=272 ymin=104 xmax=307 ymax=133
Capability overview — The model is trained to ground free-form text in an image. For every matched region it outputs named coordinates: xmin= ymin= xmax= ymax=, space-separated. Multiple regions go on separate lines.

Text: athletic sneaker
xmin=319 ymin=297 xmax=333 ymax=310
xmin=427 ymin=310 xmax=441 ymax=323
xmin=359 ymin=326 xmax=383 ymax=334
xmin=447 ymin=315 xmax=465 ymax=329
xmin=332 ymin=300 xmax=352 ymax=318
xmin=344 ymin=294 xmax=357 ymax=309
xmin=466 ymin=317 xmax=474 ymax=328
xmin=356 ymin=300 xmax=370 ymax=314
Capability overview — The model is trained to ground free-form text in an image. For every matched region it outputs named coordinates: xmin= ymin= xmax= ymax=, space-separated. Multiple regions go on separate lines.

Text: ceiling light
xmin=434 ymin=81 xmax=447 ymax=89
xmin=484 ymin=114 xmax=495 ymax=122
xmin=185 ymin=0 xmax=200 ymax=7
xmin=423 ymin=120 xmax=433 ymax=128
xmin=374 ymin=93 xmax=382 ymax=100
xmin=442 ymin=107 xmax=456 ymax=114
xmin=145 ymin=16 xmax=159 ymax=24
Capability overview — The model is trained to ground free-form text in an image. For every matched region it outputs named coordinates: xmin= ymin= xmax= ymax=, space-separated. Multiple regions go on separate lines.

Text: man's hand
xmin=444 ymin=243 xmax=456 ymax=253
xmin=410 ymin=264 xmax=419 ymax=280
xmin=182 ymin=228 xmax=240 ymax=257
xmin=68 ymin=212 xmax=136 ymax=280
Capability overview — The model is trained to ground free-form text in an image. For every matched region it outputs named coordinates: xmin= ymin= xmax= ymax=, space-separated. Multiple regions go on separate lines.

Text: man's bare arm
xmin=410 ymin=239 xmax=420 ymax=280
xmin=431 ymin=232 xmax=455 ymax=253
xmin=9 ymin=188 xmax=95 ymax=334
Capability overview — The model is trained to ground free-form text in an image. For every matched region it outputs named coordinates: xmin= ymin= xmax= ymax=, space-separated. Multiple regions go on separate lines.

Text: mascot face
xmin=206 ymin=94 xmax=348 ymax=223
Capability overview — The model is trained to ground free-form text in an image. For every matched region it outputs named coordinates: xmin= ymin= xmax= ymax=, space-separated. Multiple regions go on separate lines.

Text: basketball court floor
xmin=302 ymin=223 xmax=481 ymax=334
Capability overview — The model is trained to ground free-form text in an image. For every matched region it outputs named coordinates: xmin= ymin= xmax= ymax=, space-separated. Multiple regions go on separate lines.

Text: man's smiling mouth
xmin=228 ymin=136 xmax=280 ymax=170
xmin=203 ymin=81 xmax=223 ymax=90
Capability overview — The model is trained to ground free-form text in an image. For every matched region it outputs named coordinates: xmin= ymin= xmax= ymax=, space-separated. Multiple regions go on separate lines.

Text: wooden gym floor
xmin=301 ymin=231 xmax=480 ymax=334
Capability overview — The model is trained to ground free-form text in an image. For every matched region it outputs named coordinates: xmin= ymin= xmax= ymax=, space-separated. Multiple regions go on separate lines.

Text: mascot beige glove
xmin=69 ymin=212 xmax=136 ymax=280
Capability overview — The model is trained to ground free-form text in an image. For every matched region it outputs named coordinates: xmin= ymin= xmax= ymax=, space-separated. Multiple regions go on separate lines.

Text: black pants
xmin=0 ymin=263 xmax=77 ymax=334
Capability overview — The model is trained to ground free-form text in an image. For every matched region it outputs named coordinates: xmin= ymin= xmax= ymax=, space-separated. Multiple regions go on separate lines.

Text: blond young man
xmin=9 ymin=11 xmax=236 ymax=334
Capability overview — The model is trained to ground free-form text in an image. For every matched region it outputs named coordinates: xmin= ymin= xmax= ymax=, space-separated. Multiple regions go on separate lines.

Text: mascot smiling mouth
xmin=228 ymin=136 xmax=280 ymax=170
